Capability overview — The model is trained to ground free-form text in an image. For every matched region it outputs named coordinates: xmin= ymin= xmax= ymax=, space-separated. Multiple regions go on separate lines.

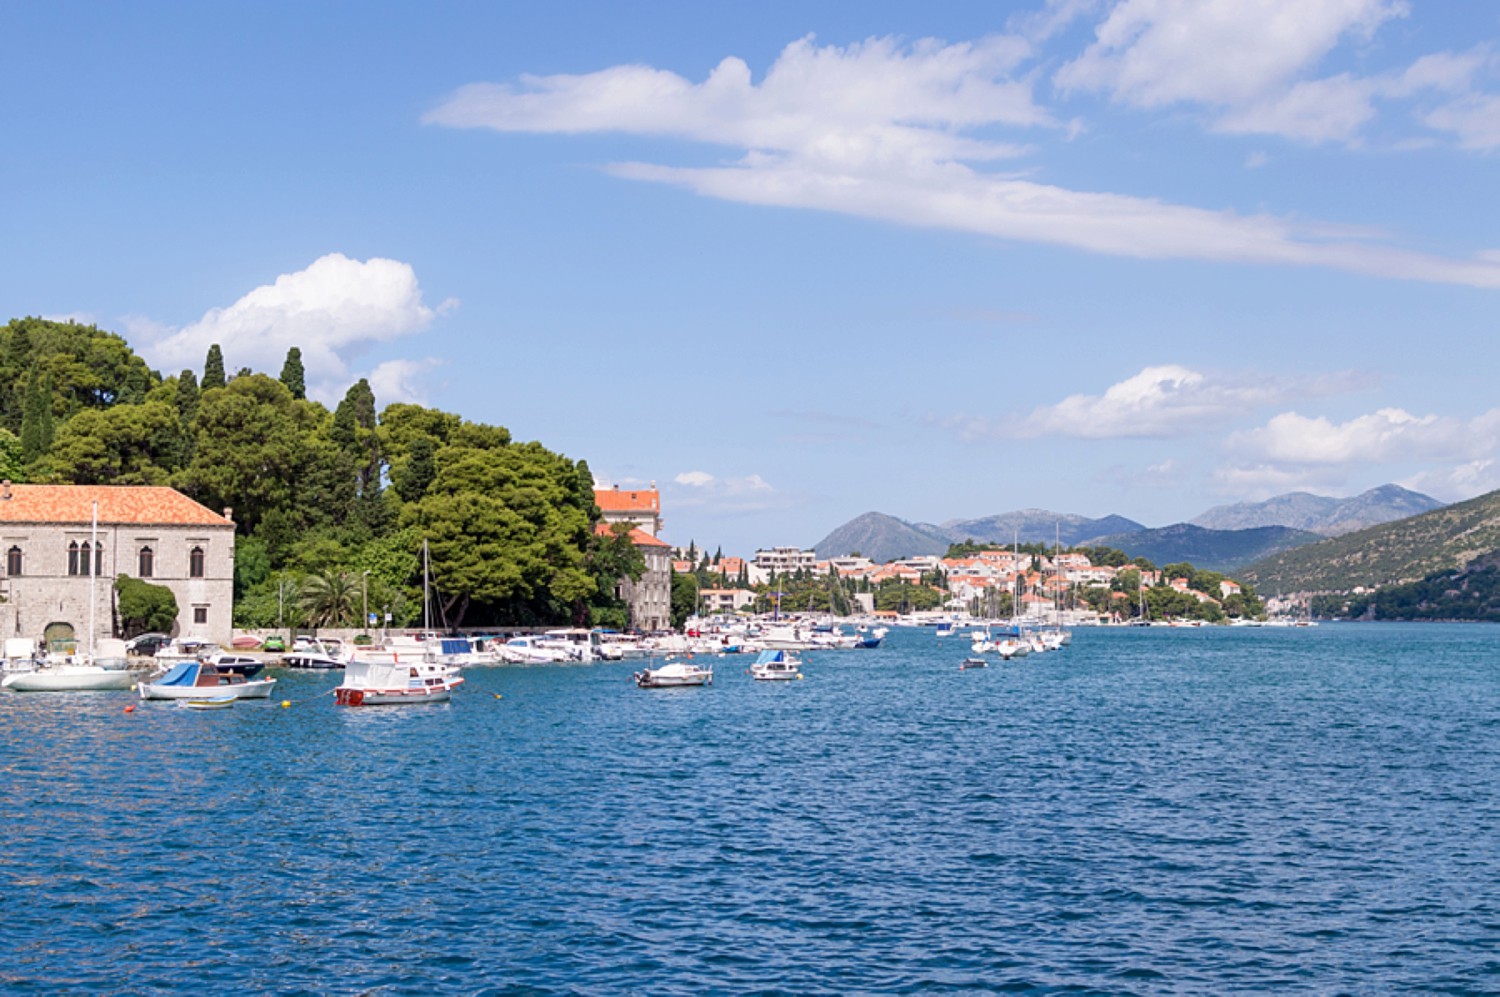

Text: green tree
xmin=401 ymin=435 xmax=593 ymax=626
xmin=0 ymin=428 xmax=23 ymax=481
xmin=19 ymin=369 xmax=55 ymax=464
xmin=670 ymin=570 xmax=699 ymax=628
xmin=278 ymin=348 xmax=306 ymax=399
xmin=203 ymin=344 xmax=226 ymax=390
xmin=174 ymin=369 xmax=200 ymax=424
xmin=587 ymin=522 xmax=645 ymax=626
xmin=175 ymin=374 xmax=303 ymax=535
xmin=40 ymin=401 xmax=189 ymax=485
xmin=114 ymin=575 xmax=180 ymax=636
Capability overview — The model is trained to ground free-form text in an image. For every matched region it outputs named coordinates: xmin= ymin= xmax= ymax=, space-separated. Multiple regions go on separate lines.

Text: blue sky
xmin=4 ymin=1 xmax=1499 ymax=555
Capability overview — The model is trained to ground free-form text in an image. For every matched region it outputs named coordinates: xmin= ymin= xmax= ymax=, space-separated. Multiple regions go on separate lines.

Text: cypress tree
xmin=203 ymin=344 xmax=226 ymax=390
xmin=279 ymin=347 xmax=306 ymax=399
xmin=174 ymin=369 xmax=199 ymax=425
xmin=19 ymin=370 xmax=55 ymax=463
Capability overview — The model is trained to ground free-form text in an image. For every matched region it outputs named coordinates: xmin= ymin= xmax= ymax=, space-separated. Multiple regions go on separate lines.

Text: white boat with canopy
xmin=137 ymin=660 xmax=276 ymax=700
xmin=334 ymin=651 xmax=463 ymax=706
xmin=749 ymin=649 xmax=803 ymax=681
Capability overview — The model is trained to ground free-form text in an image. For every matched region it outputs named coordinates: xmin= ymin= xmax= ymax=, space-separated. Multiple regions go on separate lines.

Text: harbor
xmin=2 ymin=623 xmax=1495 ymax=992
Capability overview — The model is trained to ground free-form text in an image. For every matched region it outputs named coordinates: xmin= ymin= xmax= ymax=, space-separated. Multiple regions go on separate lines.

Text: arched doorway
xmin=43 ymin=621 xmax=76 ymax=655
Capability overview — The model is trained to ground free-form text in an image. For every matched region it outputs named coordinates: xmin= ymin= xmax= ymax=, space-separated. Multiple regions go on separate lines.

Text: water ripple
xmin=1 ymin=624 xmax=1498 ymax=992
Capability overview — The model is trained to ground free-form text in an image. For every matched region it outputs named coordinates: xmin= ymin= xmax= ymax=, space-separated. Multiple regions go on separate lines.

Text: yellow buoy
xmin=281 ymin=700 xmax=291 ymax=708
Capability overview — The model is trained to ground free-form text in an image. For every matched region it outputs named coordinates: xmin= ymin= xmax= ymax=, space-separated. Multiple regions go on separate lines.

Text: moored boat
xmin=749 ymin=649 xmax=803 ymax=681
xmin=2 ymin=657 xmax=136 ymax=692
xmin=633 ymin=660 xmax=713 ymax=688
xmin=138 ymin=661 xmax=276 ymax=700
xmin=179 ymin=696 xmax=236 ymax=710
xmin=334 ymin=651 xmax=463 ymax=706
xmin=280 ymin=638 xmax=349 ymax=669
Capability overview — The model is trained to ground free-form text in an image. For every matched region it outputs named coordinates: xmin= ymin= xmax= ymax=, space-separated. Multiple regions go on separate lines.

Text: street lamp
xmin=362 ymin=570 xmax=371 ymax=632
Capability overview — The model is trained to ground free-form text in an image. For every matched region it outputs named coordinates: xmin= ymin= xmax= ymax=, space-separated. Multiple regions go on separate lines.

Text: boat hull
xmin=334 ymin=686 xmax=453 ymax=706
xmin=634 ymin=665 xmax=712 ymax=688
xmin=2 ymin=668 xmax=136 ymax=692
xmin=139 ymin=678 xmax=276 ymax=700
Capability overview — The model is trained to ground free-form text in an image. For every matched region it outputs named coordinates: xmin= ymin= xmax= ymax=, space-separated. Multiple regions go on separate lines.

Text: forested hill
xmin=0 ymin=317 xmax=643 ymax=631
xmin=1242 ymin=487 xmax=1500 ymax=593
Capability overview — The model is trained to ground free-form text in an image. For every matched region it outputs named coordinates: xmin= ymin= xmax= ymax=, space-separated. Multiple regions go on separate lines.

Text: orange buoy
xmin=124 ymin=704 xmax=136 ymax=714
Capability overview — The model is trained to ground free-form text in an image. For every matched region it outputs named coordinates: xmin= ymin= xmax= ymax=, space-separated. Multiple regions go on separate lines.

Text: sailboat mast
xmin=88 ymin=500 xmax=98 ymax=659
xmin=422 ymin=539 xmax=431 ymax=632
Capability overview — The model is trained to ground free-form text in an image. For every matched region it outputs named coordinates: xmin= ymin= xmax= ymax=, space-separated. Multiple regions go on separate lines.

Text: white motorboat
xmin=749 ymin=649 xmax=803 ymax=681
xmin=138 ymin=661 xmax=276 ymax=700
xmin=2 ymin=653 xmax=136 ymax=692
xmin=334 ymin=651 xmax=464 ymax=706
xmin=280 ymin=638 xmax=350 ymax=669
xmin=496 ymin=635 xmax=572 ymax=664
xmin=633 ymin=660 xmax=713 ymax=688
xmin=2 ymin=637 xmax=41 ymax=676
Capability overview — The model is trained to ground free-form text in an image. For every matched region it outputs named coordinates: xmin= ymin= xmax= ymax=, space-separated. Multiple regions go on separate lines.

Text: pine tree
xmin=279 ymin=347 xmax=306 ymax=399
xmin=203 ymin=344 xmax=226 ymax=390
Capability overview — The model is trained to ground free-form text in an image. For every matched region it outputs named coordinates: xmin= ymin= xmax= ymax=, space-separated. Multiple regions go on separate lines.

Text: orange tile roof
xmin=0 ymin=485 xmax=232 ymax=527
xmin=594 ymin=487 xmax=659 ymax=514
xmin=592 ymin=521 xmax=669 ymax=548
xmin=628 ymin=528 xmax=669 ymax=548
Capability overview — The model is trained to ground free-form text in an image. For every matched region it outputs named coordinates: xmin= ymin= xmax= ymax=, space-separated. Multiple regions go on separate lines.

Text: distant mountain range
xmin=1244 ymin=487 xmax=1500 ymax=593
xmin=811 ymin=509 xmax=1145 ymax=564
xmin=812 ymin=484 xmax=1445 ymax=570
xmin=1190 ymin=485 xmax=1442 ymax=536
xmin=1086 ymin=523 xmax=1324 ymax=575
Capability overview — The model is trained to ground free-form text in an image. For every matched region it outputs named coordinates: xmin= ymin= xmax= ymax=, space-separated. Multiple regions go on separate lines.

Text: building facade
xmin=0 ymin=484 xmax=236 ymax=648
xmin=594 ymin=484 xmax=671 ymax=631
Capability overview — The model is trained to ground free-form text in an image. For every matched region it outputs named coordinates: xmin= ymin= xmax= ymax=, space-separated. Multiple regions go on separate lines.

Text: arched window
xmin=138 ymin=546 xmax=154 ymax=578
xmin=67 ymin=541 xmax=80 ymax=576
xmin=189 ymin=546 xmax=205 ymax=578
xmin=93 ymin=542 xmax=103 ymax=577
xmin=6 ymin=546 xmax=22 ymax=577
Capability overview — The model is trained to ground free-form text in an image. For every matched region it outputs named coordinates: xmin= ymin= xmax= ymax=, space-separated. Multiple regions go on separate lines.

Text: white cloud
xmin=948 ymin=364 xmax=1369 ymax=441
xmin=1218 ymin=406 xmax=1500 ymax=501
xmin=1055 ymin=0 xmax=1406 ymax=112
xmin=1424 ymin=92 xmax=1500 ymax=151
xmin=141 ymin=253 xmax=445 ymax=402
xmin=427 ymin=34 xmax=1051 ymax=168
xmin=428 ymin=32 xmax=1500 ymax=289
xmin=363 ymin=358 xmax=443 ymax=407
xmin=1211 ymin=462 xmax=1355 ymax=499
xmin=1055 ymin=1 xmax=1500 ymax=148
xmin=1214 ymin=73 xmax=1380 ymax=143
xmin=1056 ymin=0 xmax=1404 ymax=104
xmin=668 ymin=470 xmax=780 ymax=514
xmin=1398 ymin=459 xmax=1500 ymax=501
xmin=1229 ymin=407 xmax=1500 ymax=464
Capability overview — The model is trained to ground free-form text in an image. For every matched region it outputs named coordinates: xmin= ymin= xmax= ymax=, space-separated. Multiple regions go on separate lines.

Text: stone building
xmin=0 ymin=484 xmax=236 ymax=649
xmin=594 ymin=484 xmax=671 ymax=631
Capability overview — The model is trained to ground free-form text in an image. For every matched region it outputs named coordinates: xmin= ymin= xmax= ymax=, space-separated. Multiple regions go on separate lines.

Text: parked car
xmin=125 ymin=633 xmax=172 ymax=656
xmin=263 ymin=635 xmax=286 ymax=652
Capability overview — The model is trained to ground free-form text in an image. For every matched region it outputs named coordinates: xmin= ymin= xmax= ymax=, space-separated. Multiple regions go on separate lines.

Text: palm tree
xmin=299 ymin=570 xmax=360 ymax=627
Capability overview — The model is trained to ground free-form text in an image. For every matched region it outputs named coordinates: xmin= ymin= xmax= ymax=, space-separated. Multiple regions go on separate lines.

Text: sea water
xmin=1 ymin=624 xmax=1496 ymax=993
